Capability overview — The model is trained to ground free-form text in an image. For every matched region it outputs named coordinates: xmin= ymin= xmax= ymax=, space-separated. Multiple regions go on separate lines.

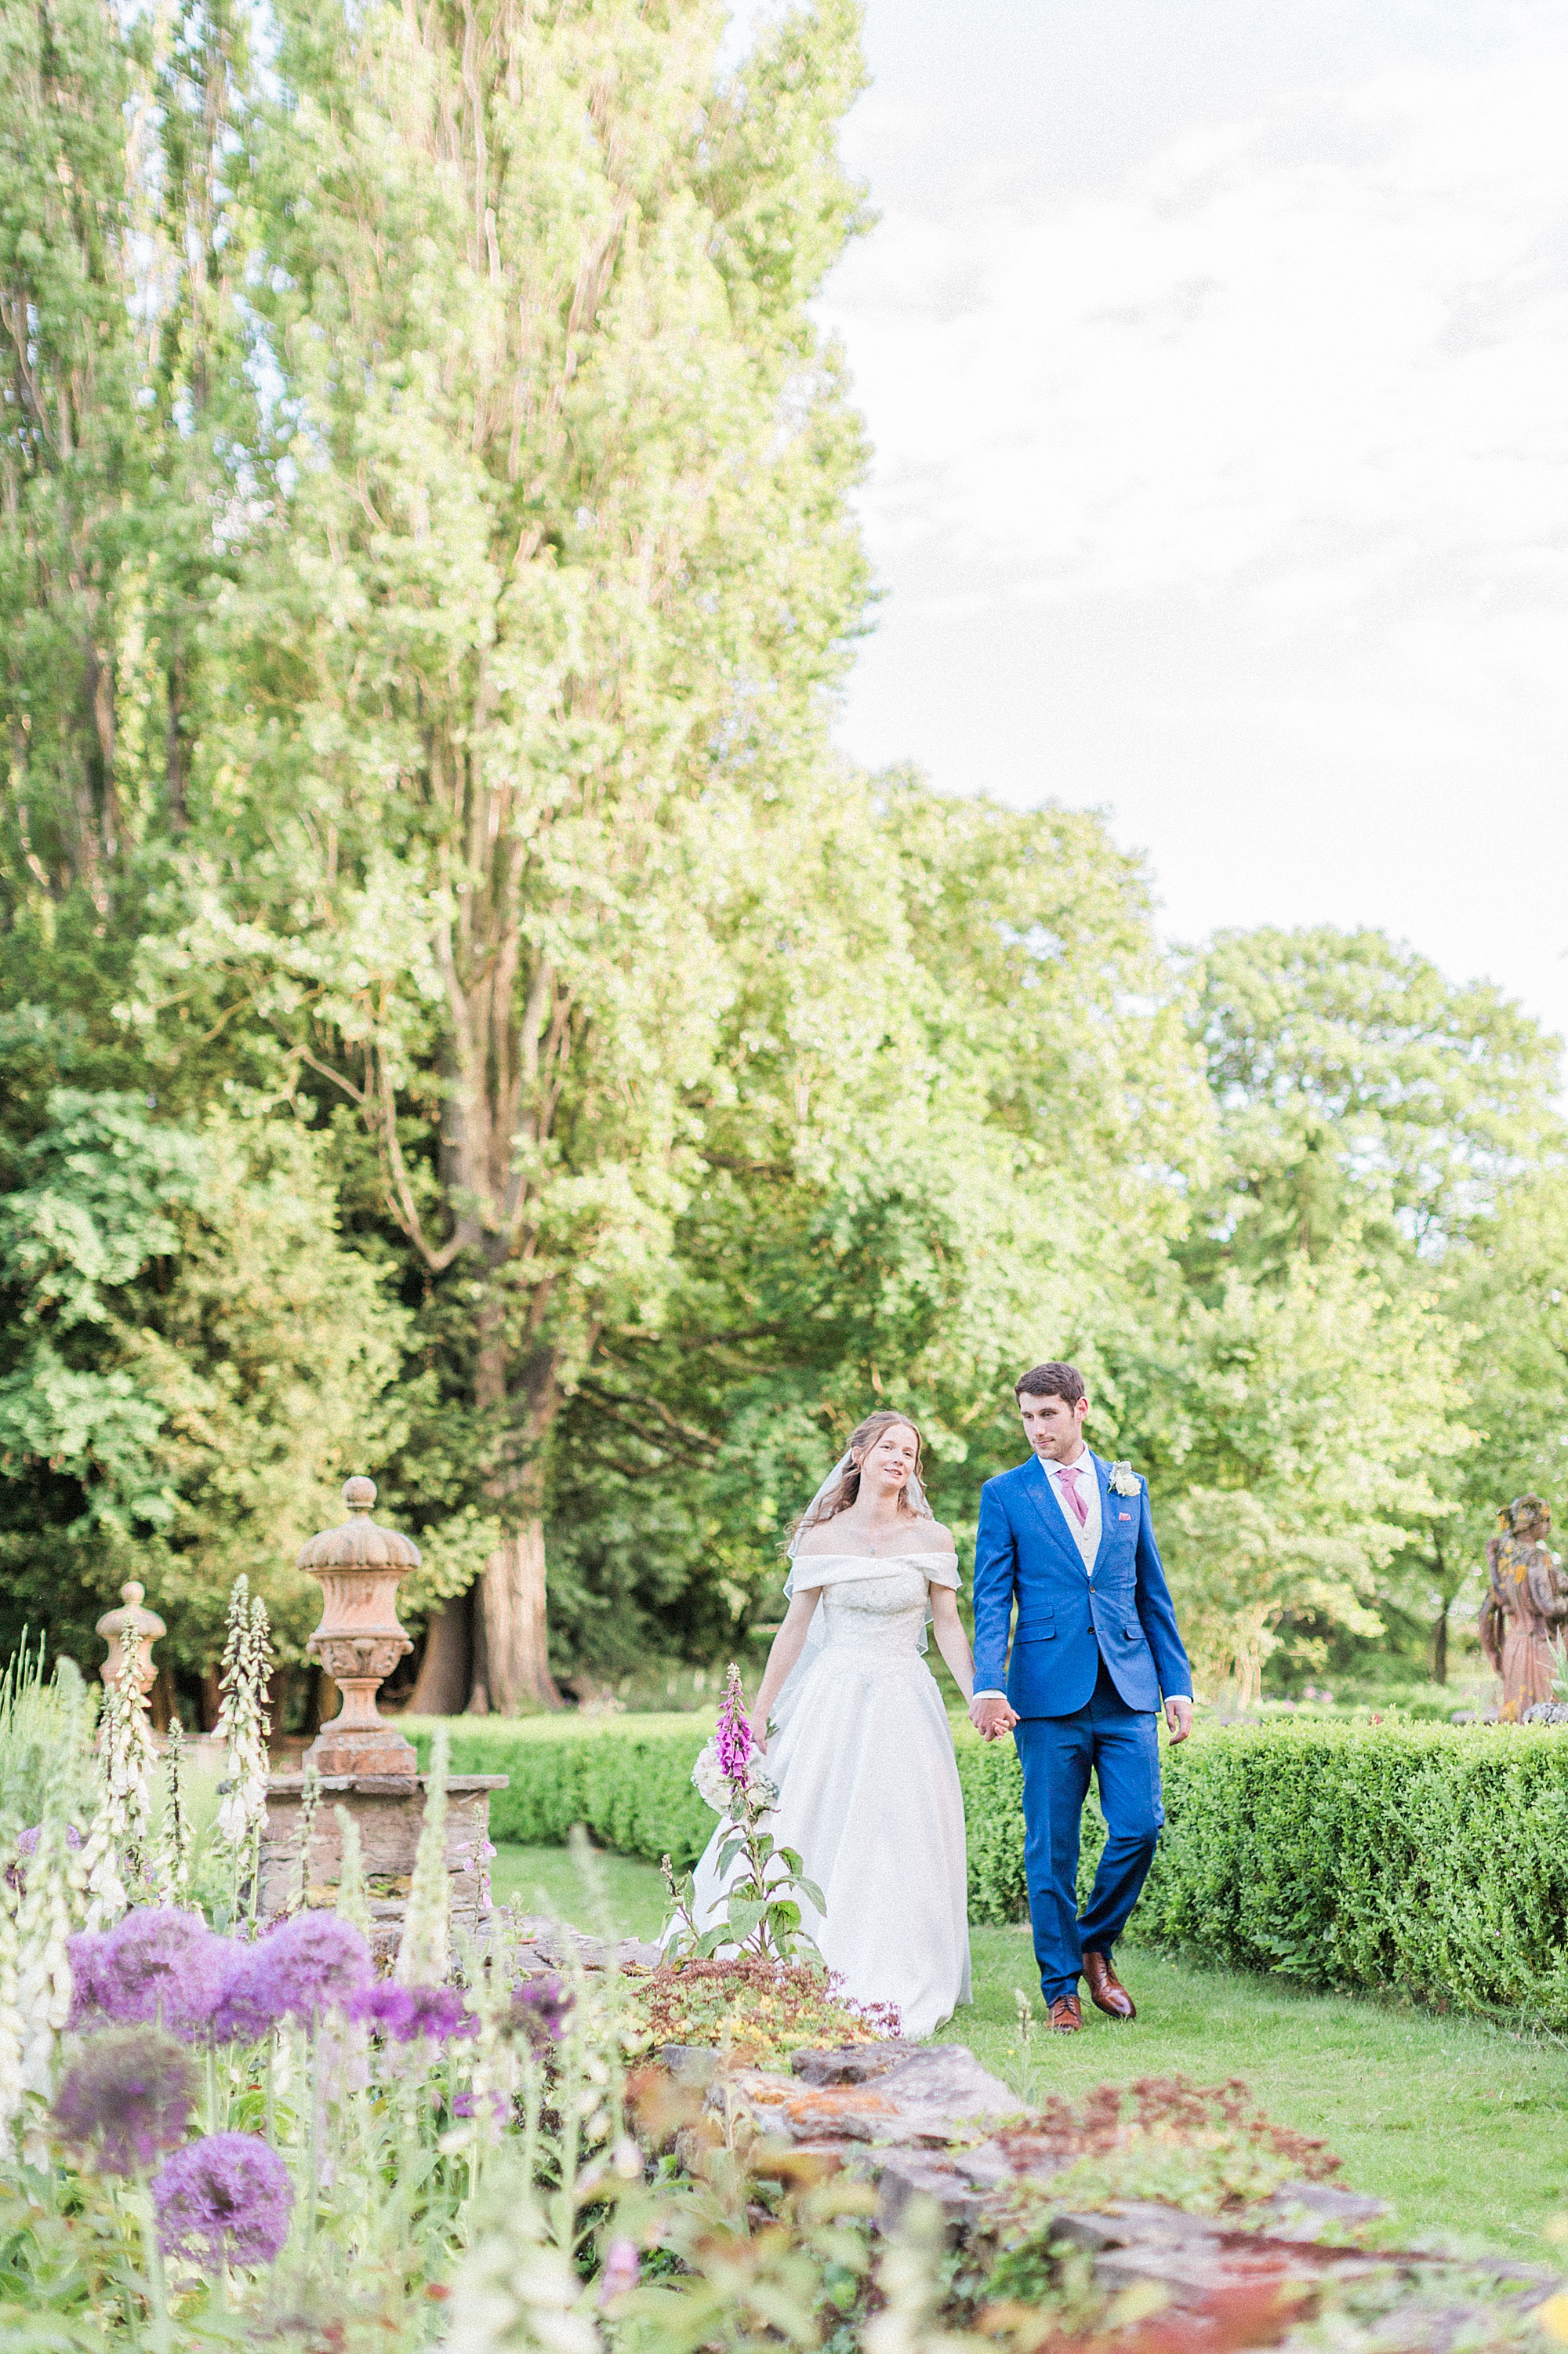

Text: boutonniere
xmin=1108 ymin=1460 xmax=1140 ymax=1497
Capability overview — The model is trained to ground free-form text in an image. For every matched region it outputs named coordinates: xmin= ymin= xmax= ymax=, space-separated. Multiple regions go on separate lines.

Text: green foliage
xmin=623 ymin=1956 xmax=894 ymax=2063
xmin=1188 ymin=925 xmax=1561 ymax=1270
xmin=1140 ymin=1720 xmax=1568 ymax=2025
xmin=0 ymin=1645 xmax=96 ymax=1843
xmin=407 ymin=1716 xmax=718 ymax=1865
xmin=0 ymin=1091 xmax=406 ymax=1672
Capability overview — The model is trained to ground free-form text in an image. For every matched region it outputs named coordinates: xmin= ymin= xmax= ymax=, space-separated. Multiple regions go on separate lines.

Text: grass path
xmin=492 ymin=1838 xmax=670 ymax=1941
xmin=492 ymin=1842 xmax=1568 ymax=2254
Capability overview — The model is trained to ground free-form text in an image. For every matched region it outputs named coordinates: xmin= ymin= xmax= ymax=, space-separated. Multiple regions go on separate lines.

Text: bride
xmin=683 ymin=1410 xmax=974 ymax=2039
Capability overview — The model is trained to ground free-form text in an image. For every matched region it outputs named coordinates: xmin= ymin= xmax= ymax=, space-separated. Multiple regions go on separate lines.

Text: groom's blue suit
xmin=971 ymin=1452 xmax=1192 ymax=2004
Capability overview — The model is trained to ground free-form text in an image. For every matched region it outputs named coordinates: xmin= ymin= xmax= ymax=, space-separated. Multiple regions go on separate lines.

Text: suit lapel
xmin=1020 ymin=1455 xmax=1087 ymax=1573
xmin=1088 ymin=1453 xmax=1116 ymax=1577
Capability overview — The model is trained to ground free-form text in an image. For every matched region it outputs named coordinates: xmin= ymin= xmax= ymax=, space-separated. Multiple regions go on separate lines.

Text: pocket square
xmin=1117 ymin=1511 xmax=1133 ymax=1521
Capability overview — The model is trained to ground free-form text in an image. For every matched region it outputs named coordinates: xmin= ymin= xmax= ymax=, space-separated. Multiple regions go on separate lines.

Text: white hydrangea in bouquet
xmin=691 ymin=1735 xmax=778 ymax=1815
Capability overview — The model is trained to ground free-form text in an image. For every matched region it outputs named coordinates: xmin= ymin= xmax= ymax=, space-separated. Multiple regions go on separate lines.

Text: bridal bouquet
xmin=692 ymin=1736 xmax=778 ymax=1815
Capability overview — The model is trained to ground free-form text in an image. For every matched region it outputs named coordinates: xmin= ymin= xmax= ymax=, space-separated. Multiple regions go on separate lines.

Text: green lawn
xmin=492 ymin=1839 xmax=671 ymax=1941
xmin=495 ymin=1840 xmax=1568 ymax=2255
xmin=951 ymin=1924 xmax=1568 ymax=2257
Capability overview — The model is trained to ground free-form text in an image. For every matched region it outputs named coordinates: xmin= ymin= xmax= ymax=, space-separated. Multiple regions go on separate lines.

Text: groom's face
xmin=1018 ymin=1389 xmax=1088 ymax=1462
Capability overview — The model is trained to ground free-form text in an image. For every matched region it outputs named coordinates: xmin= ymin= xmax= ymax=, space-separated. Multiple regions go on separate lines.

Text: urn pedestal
xmin=96 ymin=1582 xmax=164 ymax=1702
xmin=259 ymin=1770 xmax=508 ymax=1961
xmin=268 ymin=1474 xmax=507 ymax=1960
xmin=298 ymin=1477 xmax=418 ymax=1778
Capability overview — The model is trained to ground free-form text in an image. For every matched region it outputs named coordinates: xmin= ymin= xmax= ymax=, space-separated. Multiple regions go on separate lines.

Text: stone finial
xmin=97 ymin=1581 xmax=165 ymax=1699
xmin=297 ymin=1477 xmax=419 ymax=1778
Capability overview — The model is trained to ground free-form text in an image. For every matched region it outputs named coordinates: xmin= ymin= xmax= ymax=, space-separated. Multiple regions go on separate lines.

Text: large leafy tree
xmin=0 ymin=1089 xmax=405 ymax=1682
xmin=1188 ymin=926 xmax=1560 ymax=1279
xmin=544 ymin=777 xmax=1212 ymax=1666
xmin=154 ymin=0 xmax=874 ymax=1707
xmin=1174 ymin=925 xmax=1566 ymax=1688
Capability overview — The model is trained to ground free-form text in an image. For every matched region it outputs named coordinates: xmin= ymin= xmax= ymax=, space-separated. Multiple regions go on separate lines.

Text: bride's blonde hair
xmin=793 ymin=1410 xmax=927 ymax=1541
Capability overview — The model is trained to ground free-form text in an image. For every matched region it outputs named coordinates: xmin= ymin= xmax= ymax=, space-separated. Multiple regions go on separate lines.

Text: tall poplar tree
xmin=0 ymin=0 xmax=142 ymax=921
xmin=165 ymin=0 xmax=872 ymax=1706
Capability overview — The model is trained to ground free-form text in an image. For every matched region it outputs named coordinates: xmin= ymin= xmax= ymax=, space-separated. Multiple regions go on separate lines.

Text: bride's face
xmin=856 ymin=1422 xmax=919 ymax=1499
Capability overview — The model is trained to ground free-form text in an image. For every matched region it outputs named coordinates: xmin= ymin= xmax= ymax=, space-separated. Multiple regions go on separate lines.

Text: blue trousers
xmin=1013 ymin=1658 xmax=1164 ymax=2004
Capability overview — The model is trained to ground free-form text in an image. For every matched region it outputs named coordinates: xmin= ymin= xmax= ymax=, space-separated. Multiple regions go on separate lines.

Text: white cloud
xmin=822 ymin=13 xmax=1568 ymax=1041
xmin=827 ymin=51 xmax=1568 ymax=605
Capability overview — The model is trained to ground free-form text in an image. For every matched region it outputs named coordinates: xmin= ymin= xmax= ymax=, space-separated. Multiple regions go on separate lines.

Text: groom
xmin=970 ymin=1363 xmax=1192 ymax=2032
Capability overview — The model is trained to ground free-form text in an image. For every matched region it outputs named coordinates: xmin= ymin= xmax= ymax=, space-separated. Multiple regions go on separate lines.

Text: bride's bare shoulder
xmin=922 ymin=1520 xmax=956 ymax=1552
xmin=792 ymin=1522 xmax=845 ymax=1557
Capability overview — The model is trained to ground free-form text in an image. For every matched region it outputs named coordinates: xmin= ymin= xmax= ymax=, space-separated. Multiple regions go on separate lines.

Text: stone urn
xmin=298 ymin=1477 xmax=418 ymax=1778
xmin=96 ymin=1582 xmax=165 ymax=1701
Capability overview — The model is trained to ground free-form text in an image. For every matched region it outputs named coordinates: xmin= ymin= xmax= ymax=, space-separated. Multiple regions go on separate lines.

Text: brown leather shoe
xmin=1082 ymin=1950 xmax=1136 ymax=2020
xmin=1048 ymin=1994 xmax=1083 ymax=2033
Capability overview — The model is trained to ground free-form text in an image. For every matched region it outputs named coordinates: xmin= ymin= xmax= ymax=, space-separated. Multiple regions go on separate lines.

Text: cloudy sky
xmin=758 ymin=2 xmax=1568 ymax=1043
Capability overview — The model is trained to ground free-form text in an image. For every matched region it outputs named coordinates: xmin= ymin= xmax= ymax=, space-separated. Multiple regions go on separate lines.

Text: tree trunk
xmin=1432 ymin=1601 xmax=1449 ymax=1685
xmin=471 ymin=1285 xmax=563 ymax=1712
xmin=408 ymin=1588 xmax=473 ymax=1716
xmin=481 ymin=1517 xmax=560 ymax=1713
xmin=1430 ymin=1532 xmax=1450 ymax=1684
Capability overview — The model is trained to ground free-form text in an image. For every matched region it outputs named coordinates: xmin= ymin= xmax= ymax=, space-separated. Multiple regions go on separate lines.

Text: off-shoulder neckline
xmin=792 ymin=1549 xmax=959 ymax=1565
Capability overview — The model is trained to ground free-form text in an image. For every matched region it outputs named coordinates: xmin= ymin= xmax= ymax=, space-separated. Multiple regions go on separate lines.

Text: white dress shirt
xmin=1042 ymin=1449 xmax=1100 ymax=1570
xmin=974 ymin=1448 xmax=1101 ymax=1699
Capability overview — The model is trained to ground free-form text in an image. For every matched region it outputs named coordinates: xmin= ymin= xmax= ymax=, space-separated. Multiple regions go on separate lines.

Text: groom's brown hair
xmin=1014 ymin=1361 xmax=1085 ymax=1405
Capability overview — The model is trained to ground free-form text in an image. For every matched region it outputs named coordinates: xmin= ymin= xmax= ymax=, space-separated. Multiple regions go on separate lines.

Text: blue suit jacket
xmin=972 ymin=1452 xmax=1192 ymax=1717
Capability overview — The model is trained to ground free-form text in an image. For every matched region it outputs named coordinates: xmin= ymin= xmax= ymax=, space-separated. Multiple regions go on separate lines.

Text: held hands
xmin=969 ymin=1694 xmax=1190 ymax=1742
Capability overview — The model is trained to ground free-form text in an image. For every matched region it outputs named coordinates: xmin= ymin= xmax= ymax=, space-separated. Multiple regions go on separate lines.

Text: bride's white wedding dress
xmin=684 ymin=1551 xmax=971 ymax=2040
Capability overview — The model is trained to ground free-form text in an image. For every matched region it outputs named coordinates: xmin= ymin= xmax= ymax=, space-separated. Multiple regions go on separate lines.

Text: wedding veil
xmin=770 ymin=1446 xmax=940 ymax=1722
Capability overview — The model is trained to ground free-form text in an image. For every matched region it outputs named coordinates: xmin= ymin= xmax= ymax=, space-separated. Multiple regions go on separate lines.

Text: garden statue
xmin=1479 ymin=1494 xmax=1568 ymax=1716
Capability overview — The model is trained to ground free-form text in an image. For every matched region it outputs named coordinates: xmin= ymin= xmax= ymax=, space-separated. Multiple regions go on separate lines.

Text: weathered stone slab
xmin=789 ymin=2041 xmax=1020 ymax=2141
xmin=506 ymin=1912 xmax=662 ymax=1974
xmin=662 ymin=2037 xmax=1566 ymax=2349
xmin=1254 ymin=2181 xmax=1388 ymax=2241
xmin=875 ymin=2151 xmax=992 ymax=2235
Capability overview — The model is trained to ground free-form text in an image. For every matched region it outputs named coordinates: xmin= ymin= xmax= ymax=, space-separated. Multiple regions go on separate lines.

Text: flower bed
xmin=8 ymin=1609 xmax=1568 ymax=2350
xmin=622 ymin=1957 xmax=898 ymax=2065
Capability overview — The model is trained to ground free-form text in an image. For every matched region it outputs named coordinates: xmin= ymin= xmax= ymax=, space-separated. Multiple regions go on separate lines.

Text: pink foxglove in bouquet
xmin=691 ymin=1667 xmax=779 ymax=1813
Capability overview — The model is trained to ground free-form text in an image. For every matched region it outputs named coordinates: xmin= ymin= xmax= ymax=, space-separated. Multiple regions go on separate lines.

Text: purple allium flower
xmin=451 ymin=2087 xmax=508 ymax=2121
xmin=8 ymin=1821 xmax=81 ymax=1890
xmin=715 ymin=1663 xmax=753 ymax=1781
xmin=509 ymin=1971 xmax=572 ymax=2049
xmin=67 ymin=1929 xmax=112 ymax=2029
xmin=599 ymin=2237 xmax=641 ymax=2305
xmin=88 ymin=1909 xmax=237 ymax=2041
xmin=51 ymin=2028 xmax=198 ymax=2176
xmin=346 ymin=1982 xmax=474 ymax=2043
xmin=14 ymin=1823 xmax=81 ymax=1856
xmin=211 ymin=1912 xmax=371 ymax=2041
xmin=153 ymin=2132 xmax=293 ymax=2269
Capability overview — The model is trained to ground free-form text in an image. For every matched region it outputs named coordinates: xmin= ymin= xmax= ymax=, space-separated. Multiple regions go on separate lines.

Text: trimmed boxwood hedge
xmin=1140 ymin=1718 xmax=1568 ymax=2023
xmin=406 ymin=1713 xmax=1041 ymax=1916
xmin=412 ymin=1713 xmax=1568 ymax=2023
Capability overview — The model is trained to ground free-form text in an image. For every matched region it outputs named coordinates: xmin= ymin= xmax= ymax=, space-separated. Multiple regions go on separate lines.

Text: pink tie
xmin=1058 ymin=1464 xmax=1087 ymax=1528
